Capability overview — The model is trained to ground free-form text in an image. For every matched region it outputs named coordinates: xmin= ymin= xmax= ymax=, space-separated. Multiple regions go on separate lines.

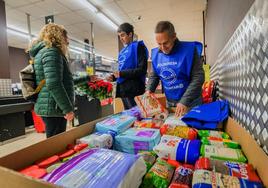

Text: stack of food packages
xmin=18 ymin=93 xmax=264 ymax=188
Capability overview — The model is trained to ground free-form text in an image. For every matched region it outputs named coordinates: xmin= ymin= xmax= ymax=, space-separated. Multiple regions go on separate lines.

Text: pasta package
xmin=135 ymin=93 xmax=168 ymax=119
xmin=134 ymin=118 xmax=164 ymax=129
xmin=195 ymin=157 xmax=261 ymax=182
xmin=160 ymin=124 xmax=197 ymax=140
xmin=201 ymin=145 xmax=247 ymax=163
xmin=169 ymin=164 xmax=194 ymax=188
xmin=192 ymin=170 xmax=263 ymax=188
xmin=141 ymin=158 xmax=175 ymax=188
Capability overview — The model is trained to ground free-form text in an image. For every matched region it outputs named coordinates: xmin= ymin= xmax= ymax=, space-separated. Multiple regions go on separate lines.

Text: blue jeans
xmin=167 ymin=96 xmax=202 ymax=109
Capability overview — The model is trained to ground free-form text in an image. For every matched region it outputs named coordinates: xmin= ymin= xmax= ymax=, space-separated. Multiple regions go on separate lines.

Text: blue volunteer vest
xmin=151 ymin=41 xmax=197 ymax=101
xmin=117 ymin=41 xmax=148 ymax=84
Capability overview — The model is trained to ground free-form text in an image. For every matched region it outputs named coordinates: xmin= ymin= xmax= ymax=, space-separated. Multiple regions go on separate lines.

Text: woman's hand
xmin=64 ymin=111 xmax=74 ymax=121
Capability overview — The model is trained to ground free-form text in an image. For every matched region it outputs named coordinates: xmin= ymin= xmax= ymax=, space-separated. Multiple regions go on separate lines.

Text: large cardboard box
xmin=0 ymin=108 xmax=267 ymax=187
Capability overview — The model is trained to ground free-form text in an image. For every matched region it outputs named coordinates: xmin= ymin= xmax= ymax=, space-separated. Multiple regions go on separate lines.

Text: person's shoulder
xmin=42 ymin=46 xmax=61 ymax=58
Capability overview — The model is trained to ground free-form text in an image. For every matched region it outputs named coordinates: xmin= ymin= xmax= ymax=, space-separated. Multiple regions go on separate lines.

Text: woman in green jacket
xmin=28 ymin=23 xmax=95 ymax=138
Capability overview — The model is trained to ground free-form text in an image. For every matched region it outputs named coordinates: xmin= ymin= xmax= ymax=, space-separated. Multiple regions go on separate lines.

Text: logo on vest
xmin=118 ymin=48 xmax=129 ymax=67
xmin=159 ymin=67 xmax=177 ymax=86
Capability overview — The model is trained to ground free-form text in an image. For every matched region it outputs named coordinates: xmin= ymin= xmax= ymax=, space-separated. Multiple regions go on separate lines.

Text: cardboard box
xmin=113 ymin=97 xmax=124 ymax=114
xmin=0 ymin=115 xmax=267 ymax=187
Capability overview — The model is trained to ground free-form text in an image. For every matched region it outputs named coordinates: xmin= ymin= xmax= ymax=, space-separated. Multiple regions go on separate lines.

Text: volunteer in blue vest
xmin=107 ymin=23 xmax=149 ymax=110
xmin=147 ymin=21 xmax=204 ymax=117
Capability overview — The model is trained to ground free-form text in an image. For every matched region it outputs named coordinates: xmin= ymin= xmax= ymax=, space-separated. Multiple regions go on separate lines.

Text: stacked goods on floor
xmin=18 ymin=94 xmax=264 ymax=188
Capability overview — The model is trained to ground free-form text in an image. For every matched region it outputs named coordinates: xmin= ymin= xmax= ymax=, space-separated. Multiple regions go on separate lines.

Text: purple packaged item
xmin=45 ymin=148 xmax=140 ymax=188
xmin=121 ymin=106 xmax=143 ymax=120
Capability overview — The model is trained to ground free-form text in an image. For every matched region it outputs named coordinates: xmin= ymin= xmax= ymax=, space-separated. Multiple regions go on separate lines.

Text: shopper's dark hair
xmin=155 ymin=21 xmax=175 ymax=36
xmin=117 ymin=23 xmax=134 ymax=35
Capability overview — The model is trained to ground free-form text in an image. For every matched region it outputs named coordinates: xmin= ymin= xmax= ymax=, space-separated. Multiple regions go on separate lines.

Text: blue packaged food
xmin=115 ymin=128 xmax=161 ymax=154
xmin=153 ymin=135 xmax=201 ymax=165
xmin=95 ymin=114 xmax=136 ymax=135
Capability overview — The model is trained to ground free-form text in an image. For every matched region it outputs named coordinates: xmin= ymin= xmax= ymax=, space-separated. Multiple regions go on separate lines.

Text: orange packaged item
xmin=19 ymin=165 xmax=47 ymax=179
xmin=160 ymin=124 xmax=197 ymax=140
xmin=135 ymin=93 xmax=168 ymax=119
xmin=35 ymin=155 xmax=60 ymax=168
xmin=134 ymin=118 xmax=164 ymax=129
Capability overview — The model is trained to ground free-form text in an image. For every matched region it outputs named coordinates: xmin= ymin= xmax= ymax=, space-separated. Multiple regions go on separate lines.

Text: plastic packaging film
xmin=45 ymin=148 xmax=147 ymax=188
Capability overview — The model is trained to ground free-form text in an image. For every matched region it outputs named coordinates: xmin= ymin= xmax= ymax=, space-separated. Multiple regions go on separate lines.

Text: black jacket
xmin=115 ymin=43 xmax=148 ymax=98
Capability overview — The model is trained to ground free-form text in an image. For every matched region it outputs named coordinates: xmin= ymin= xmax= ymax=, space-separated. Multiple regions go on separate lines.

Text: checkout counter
xmin=0 ymin=96 xmax=33 ymax=143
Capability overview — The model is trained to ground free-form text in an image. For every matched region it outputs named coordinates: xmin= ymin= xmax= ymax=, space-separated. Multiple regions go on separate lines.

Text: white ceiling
xmin=4 ymin=0 xmax=206 ymax=59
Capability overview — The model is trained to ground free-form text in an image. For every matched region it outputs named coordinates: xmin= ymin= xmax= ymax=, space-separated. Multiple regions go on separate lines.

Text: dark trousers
xmin=121 ymin=97 xmax=137 ymax=110
xmin=41 ymin=117 xmax=67 ymax=138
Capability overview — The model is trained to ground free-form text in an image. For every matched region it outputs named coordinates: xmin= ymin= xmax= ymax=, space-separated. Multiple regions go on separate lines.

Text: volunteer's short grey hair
xmin=155 ymin=21 xmax=176 ymax=36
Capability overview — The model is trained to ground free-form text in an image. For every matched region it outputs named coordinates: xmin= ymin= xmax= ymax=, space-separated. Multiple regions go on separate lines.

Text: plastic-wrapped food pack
xmin=45 ymin=148 xmax=147 ymax=188
xmin=137 ymin=151 xmax=157 ymax=171
xmin=121 ymin=106 xmax=143 ymax=120
xmin=141 ymin=158 xmax=175 ymax=188
xmin=115 ymin=128 xmax=161 ymax=154
xmin=195 ymin=157 xmax=261 ymax=182
xmin=192 ymin=170 xmax=263 ymax=188
xmin=201 ymin=137 xmax=240 ymax=149
xmin=169 ymin=164 xmax=194 ymax=188
xmin=95 ymin=114 xmax=136 ymax=135
xmin=153 ymin=135 xmax=201 ymax=165
xmin=76 ymin=132 xmax=113 ymax=149
xmin=19 ymin=165 xmax=47 ymax=179
xmin=134 ymin=118 xmax=164 ymax=129
xmin=198 ymin=130 xmax=230 ymax=139
xmin=201 ymin=145 xmax=247 ymax=163
xmin=160 ymin=124 xmax=197 ymax=140
xmin=164 ymin=114 xmax=188 ymax=126
xmin=135 ymin=93 xmax=168 ymax=120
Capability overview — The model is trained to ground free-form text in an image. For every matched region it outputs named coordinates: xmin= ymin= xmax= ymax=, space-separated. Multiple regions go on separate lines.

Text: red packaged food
xmin=167 ymin=159 xmax=180 ymax=168
xmin=35 ymin=155 xmax=60 ymax=168
xmin=19 ymin=165 xmax=39 ymax=174
xmin=58 ymin=149 xmax=75 ymax=160
xmin=74 ymin=143 xmax=88 ymax=152
xmin=66 ymin=143 xmax=75 ymax=150
xmin=169 ymin=164 xmax=194 ymax=188
xmin=195 ymin=157 xmax=261 ymax=182
xmin=19 ymin=165 xmax=47 ymax=179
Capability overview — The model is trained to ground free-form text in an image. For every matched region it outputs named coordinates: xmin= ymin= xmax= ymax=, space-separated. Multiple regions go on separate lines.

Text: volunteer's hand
xmin=90 ymin=75 xmax=100 ymax=82
xmin=113 ymin=71 xmax=120 ymax=78
xmin=64 ymin=111 xmax=74 ymax=121
xmin=175 ymin=103 xmax=188 ymax=117
xmin=106 ymin=74 xmax=114 ymax=82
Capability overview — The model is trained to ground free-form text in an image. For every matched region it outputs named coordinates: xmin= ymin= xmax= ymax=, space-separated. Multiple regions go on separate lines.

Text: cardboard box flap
xmin=225 ymin=117 xmax=268 ymax=186
xmin=0 ymin=121 xmax=95 ymax=170
xmin=0 ymin=166 xmax=58 ymax=188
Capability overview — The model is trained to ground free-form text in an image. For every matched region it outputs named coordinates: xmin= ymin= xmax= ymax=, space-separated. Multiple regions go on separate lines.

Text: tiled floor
xmin=0 ymin=124 xmax=75 ymax=158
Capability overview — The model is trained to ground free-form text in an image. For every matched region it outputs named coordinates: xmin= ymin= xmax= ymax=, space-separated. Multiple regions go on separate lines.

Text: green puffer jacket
xmin=29 ymin=42 xmax=74 ymax=117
